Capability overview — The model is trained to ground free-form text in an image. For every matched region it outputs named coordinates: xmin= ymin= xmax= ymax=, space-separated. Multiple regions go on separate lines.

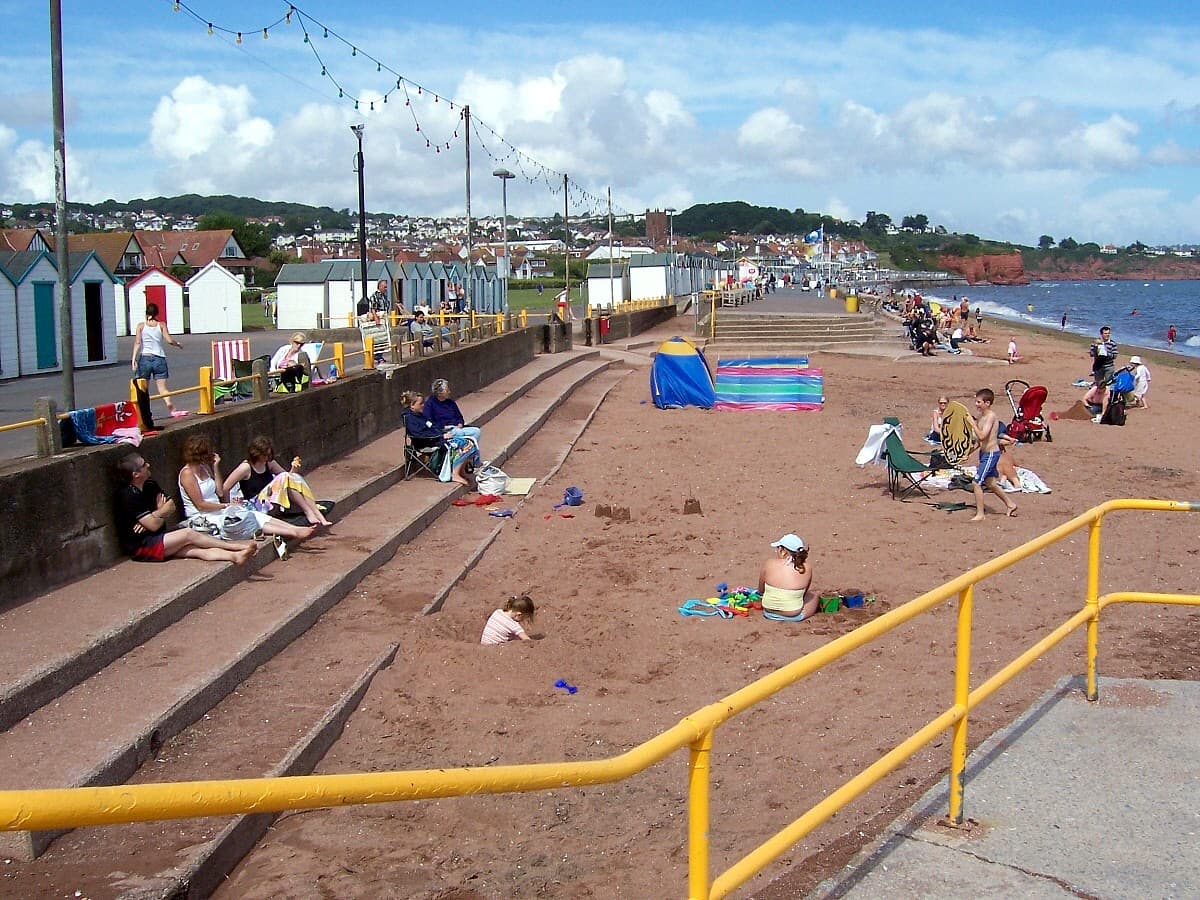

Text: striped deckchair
xmin=211 ymin=339 xmax=251 ymax=382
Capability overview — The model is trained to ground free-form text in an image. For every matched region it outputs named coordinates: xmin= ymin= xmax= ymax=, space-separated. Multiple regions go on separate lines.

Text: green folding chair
xmin=883 ymin=430 xmax=938 ymax=501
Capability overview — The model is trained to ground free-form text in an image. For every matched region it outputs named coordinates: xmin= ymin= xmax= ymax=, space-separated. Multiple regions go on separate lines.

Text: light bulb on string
xmin=352 ymin=47 xmax=357 ymax=56
xmin=338 ymin=87 xmax=343 ymax=98
xmin=286 ymin=7 xmax=293 ymax=24
xmin=207 ymin=22 xmax=213 ymax=35
xmin=323 ymin=27 xmax=328 ymax=37
xmin=321 ymin=66 xmax=326 ymax=76
xmin=376 ymin=62 xmax=381 ymax=72
xmin=236 ymin=32 xmax=242 ymax=44
xmin=354 ymin=100 xmax=359 ymax=109
xmin=173 ymin=1 xmax=179 ymax=10
xmin=262 ymin=28 xmax=268 ymax=40
xmin=370 ymin=101 xmax=374 ymax=111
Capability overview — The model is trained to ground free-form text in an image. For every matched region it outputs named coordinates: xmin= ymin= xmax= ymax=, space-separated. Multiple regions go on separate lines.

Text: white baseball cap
xmin=770 ymin=534 xmax=805 ymax=552
xmin=1129 ymin=355 xmax=1142 ymax=365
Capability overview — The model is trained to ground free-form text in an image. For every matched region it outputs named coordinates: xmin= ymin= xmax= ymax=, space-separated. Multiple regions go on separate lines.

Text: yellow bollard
xmin=845 ymin=294 xmax=859 ymax=314
xmin=495 ymin=312 xmax=504 ymax=333
xmin=333 ymin=342 xmax=345 ymax=378
xmin=347 ymin=312 xmax=354 ymax=327
xmin=363 ymin=336 xmax=375 ymax=370
xmin=520 ymin=309 xmax=528 ymax=327
xmin=198 ymin=366 xmax=215 ymax=415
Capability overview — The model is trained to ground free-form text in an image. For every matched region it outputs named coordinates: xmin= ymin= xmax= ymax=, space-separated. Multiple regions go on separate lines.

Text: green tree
xmin=864 ymin=211 xmax=892 ymax=233
xmin=1038 ymin=235 xmax=1055 ymax=250
xmin=901 ymin=214 xmax=929 ymax=231
xmin=1059 ymin=237 xmax=1078 ymax=250
xmin=196 ymin=211 xmax=273 ymax=258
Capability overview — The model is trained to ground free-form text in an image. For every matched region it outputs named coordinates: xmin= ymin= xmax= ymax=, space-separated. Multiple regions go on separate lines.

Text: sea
xmin=917 ymin=280 xmax=1200 ymax=360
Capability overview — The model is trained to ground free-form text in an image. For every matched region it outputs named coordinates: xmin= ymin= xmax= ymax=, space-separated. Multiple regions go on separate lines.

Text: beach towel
xmin=503 ymin=477 xmax=537 ymax=496
xmin=714 ymin=357 xmax=824 ymax=411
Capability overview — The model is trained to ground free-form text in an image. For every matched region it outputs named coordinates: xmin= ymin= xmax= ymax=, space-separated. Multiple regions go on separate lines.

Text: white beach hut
xmin=0 ymin=259 xmax=17 ymax=380
xmin=185 ymin=261 xmax=244 ymax=334
xmin=126 ymin=267 xmax=185 ymax=336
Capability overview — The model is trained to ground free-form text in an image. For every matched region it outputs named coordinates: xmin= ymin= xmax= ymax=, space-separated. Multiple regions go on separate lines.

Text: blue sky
xmin=2 ymin=1 xmax=1199 ymax=246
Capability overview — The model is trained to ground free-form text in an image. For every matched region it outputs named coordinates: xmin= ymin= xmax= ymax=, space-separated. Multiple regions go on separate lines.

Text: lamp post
xmin=492 ymin=167 xmax=514 ymax=311
xmin=665 ymin=207 xmax=677 ymax=299
xmin=350 ymin=124 xmax=368 ymax=310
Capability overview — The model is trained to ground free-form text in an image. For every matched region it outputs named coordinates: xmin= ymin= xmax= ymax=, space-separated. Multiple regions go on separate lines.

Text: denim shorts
xmin=136 ymin=354 xmax=169 ymax=379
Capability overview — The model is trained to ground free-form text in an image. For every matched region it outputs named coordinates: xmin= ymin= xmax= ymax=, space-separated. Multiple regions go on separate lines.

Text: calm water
xmin=920 ymin=280 xmax=1200 ymax=359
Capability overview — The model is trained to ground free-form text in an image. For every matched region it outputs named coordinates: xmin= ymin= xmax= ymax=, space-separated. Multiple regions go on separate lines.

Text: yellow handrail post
xmin=198 ymin=367 xmax=215 ymax=415
xmin=1085 ymin=517 xmax=1103 ymax=701
xmin=347 ymin=312 xmax=354 ymax=327
xmin=333 ymin=342 xmax=345 ymax=378
xmin=687 ymin=728 xmax=714 ymax=900
xmin=520 ymin=309 xmax=528 ymax=327
xmin=948 ymin=584 xmax=974 ymax=824
xmin=363 ymin=336 xmax=375 ymax=370
xmin=709 ymin=292 xmax=716 ymax=340
xmin=495 ymin=312 xmax=504 ymax=334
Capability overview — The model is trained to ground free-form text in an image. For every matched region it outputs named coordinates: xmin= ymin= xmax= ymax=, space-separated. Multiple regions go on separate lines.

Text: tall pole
xmin=493 ymin=168 xmax=514 ymax=312
xmin=351 ymin=124 xmax=367 ymax=306
xmin=50 ymin=0 xmax=74 ymax=409
xmin=607 ymin=187 xmax=614 ymax=307
xmin=665 ymin=207 xmax=677 ymax=301
xmin=463 ymin=105 xmax=473 ymax=312
xmin=562 ymin=175 xmax=569 ymax=303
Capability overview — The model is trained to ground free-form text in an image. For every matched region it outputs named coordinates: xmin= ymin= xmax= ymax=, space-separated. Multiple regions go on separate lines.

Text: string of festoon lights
xmin=167 ymin=0 xmax=628 ymax=221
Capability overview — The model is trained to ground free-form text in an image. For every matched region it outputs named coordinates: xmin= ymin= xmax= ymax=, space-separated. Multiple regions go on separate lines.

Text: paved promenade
xmin=817 ymin=675 xmax=1200 ymax=898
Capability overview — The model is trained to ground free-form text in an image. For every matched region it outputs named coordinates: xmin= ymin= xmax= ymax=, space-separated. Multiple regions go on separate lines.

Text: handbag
xmin=475 ymin=463 xmax=508 ymax=496
xmin=220 ymin=507 xmax=261 ymax=541
xmin=187 ymin=514 xmax=220 ymax=537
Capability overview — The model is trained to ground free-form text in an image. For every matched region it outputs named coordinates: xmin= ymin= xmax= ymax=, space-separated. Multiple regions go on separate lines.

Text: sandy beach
xmin=218 ymin=320 xmax=1200 ymax=899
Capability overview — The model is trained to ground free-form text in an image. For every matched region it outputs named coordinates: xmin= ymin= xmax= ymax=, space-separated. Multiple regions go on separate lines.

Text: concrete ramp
xmin=819 ymin=676 xmax=1200 ymax=898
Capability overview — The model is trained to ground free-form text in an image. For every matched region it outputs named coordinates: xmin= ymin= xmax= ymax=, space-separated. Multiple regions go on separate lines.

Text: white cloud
xmin=0 ymin=124 xmax=91 ymax=201
xmin=149 ymin=76 xmax=274 ymax=167
xmin=1058 ymin=115 xmax=1140 ymax=168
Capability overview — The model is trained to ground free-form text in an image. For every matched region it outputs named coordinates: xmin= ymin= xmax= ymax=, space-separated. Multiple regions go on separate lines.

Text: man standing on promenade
xmin=969 ymin=388 xmax=1018 ymax=522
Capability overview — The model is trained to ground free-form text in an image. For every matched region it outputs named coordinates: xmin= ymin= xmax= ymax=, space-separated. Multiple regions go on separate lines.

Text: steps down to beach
xmin=704 ymin=311 xmax=895 ymax=348
xmin=0 ymin=347 xmax=625 ymax=894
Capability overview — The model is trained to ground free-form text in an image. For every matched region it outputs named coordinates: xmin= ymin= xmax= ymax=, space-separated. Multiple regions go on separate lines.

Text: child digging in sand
xmin=969 ymin=388 xmax=1018 ymax=522
xmin=481 ymin=595 xmax=539 ymax=644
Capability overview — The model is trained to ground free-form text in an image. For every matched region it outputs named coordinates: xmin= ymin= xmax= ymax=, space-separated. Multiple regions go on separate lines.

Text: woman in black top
xmin=221 ymin=436 xmax=332 ymax=527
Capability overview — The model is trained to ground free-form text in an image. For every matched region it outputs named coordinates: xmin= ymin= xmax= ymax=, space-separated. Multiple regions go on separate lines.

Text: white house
xmin=185 ymin=261 xmax=244 ymax=333
xmin=126 ymin=267 xmax=185 ymax=335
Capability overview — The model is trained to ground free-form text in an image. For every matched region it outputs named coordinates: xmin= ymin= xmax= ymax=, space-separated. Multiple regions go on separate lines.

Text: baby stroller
xmin=1004 ymin=380 xmax=1052 ymax=443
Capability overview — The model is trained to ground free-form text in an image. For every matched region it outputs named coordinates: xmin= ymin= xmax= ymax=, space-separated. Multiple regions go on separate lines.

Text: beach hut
xmin=275 ymin=260 xmax=398 ymax=329
xmin=126 ymin=267 xmax=185 ymax=336
xmin=0 ymin=257 xmax=17 ymax=380
xmin=185 ymin=261 xmax=244 ymax=334
xmin=585 ymin=261 xmax=629 ymax=309
xmin=629 ymin=253 xmax=675 ymax=301
xmin=0 ymin=249 xmax=117 ymax=377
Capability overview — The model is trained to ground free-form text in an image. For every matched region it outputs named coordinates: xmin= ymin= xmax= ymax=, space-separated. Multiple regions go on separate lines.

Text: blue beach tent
xmin=650 ymin=337 xmax=715 ymax=409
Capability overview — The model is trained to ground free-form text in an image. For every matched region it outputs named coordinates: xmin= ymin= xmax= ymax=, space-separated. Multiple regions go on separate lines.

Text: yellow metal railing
xmin=0 ymin=500 xmax=1195 ymax=897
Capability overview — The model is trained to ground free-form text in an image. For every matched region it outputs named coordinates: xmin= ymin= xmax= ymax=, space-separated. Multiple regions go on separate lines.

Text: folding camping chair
xmin=217 ymin=354 xmax=270 ymax=402
xmin=358 ymin=317 xmax=393 ymax=365
xmin=883 ymin=430 xmax=938 ymax=501
xmin=403 ymin=433 xmax=443 ymax=480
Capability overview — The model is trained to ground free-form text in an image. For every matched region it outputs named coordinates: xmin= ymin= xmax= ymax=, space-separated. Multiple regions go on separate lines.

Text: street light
xmin=665 ymin=207 xmax=676 ymax=256
xmin=350 ymin=124 xmax=368 ymax=311
xmin=492 ymin=167 xmax=515 ymax=311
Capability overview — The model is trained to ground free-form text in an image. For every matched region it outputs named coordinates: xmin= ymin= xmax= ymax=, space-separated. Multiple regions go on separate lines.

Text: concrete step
xmin=0 ymin=353 xmax=613 ymax=860
xmin=0 ymin=350 xmax=596 ymax=733
xmin=2 ymin=367 xmax=632 ymax=897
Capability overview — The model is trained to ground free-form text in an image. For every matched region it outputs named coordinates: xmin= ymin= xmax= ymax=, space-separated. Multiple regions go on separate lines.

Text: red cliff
xmin=937 ymin=252 xmax=1028 ymax=285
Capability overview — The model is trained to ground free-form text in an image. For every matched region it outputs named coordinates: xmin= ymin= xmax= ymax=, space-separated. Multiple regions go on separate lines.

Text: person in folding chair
xmin=270 ymin=332 xmax=314 ymax=392
xmin=400 ymin=390 xmax=478 ymax=485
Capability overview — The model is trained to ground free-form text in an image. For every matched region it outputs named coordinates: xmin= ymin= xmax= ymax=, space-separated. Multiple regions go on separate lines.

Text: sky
xmin=2 ymin=1 xmax=1200 ymax=247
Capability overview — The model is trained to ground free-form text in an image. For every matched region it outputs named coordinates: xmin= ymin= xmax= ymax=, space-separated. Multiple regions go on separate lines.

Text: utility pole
xmin=351 ymin=124 xmax=368 ymax=305
xmin=50 ymin=0 xmax=74 ymax=409
xmin=562 ymin=174 xmax=569 ymax=303
xmin=463 ymin=105 xmax=472 ymax=312
xmin=607 ymin=187 xmax=614 ymax=307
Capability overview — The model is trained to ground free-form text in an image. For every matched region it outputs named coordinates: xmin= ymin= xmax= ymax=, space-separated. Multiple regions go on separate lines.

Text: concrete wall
xmin=0 ymin=328 xmax=539 ymax=607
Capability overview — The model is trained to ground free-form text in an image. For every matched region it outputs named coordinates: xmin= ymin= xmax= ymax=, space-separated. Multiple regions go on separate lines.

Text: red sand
xmin=220 ymin=328 xmax=1200 ymax=898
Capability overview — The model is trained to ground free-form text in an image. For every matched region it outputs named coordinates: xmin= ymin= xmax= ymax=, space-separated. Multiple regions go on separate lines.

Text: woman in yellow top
xmin=758 ymin=534 xmax=817 ymax=620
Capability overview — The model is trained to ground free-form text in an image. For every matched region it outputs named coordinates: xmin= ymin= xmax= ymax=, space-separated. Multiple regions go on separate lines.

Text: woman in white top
xmin=177 ymin=434 xmax=317 ymax=556
xmin=132 ymin=303 xmax=186 ymax=418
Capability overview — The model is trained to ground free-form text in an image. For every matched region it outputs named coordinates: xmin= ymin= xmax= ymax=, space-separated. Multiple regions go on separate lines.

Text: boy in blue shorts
xmin=969 ymin=388 xmax=1018 ymax=522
